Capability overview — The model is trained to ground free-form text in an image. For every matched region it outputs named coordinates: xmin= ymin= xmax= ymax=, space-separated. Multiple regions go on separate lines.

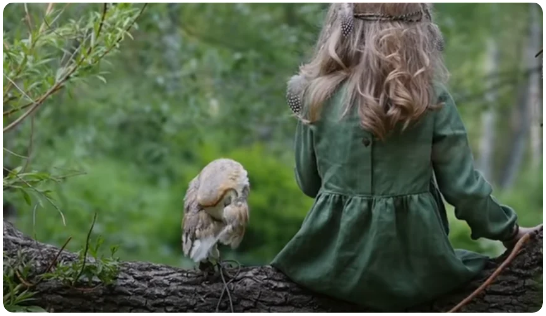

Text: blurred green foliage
xmin=3 ymin=3 xmax=543 ymax=269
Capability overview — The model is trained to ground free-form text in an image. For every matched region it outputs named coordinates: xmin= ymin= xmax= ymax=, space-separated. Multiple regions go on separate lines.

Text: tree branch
xmin=3 ymin=220 xmax=543 ymax=312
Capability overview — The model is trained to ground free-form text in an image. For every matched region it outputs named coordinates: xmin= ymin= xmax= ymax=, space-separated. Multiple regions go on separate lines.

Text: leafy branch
xmin=3 ymin=3 xmax=148 ymax=132
xmin=3 ymin=165 xmax=86 ymax=225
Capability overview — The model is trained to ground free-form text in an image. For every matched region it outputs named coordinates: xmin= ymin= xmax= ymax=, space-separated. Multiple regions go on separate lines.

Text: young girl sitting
xmin=271 ymin=3 xmax=539 ymax=312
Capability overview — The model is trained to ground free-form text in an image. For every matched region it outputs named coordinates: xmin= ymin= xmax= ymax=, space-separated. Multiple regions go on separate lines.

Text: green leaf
xmin=96 ymin=75 xmax=107 ymax=84
xmin=19 ymin=189 xmax=32 ymax=206
xmin=24 ymin=172 xmax=51 ymax=180
xmin=8 ymin=166 xmax=23 ymax=177
xmin=20 ymin=305 xmax=47 ymax=312
xmin=42 ymin=190 xmax=54 ymax=199
xmin=110 ymin=245 xmax=119 ymax=256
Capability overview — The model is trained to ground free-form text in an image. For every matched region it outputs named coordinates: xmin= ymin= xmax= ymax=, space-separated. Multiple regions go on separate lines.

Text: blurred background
xmin=3 ymin=3 xmax=543 ymax=268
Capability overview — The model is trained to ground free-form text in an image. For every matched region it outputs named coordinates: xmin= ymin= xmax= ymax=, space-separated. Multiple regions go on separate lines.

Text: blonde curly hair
xmin=289 ymin=3 xmax=449 ymax=140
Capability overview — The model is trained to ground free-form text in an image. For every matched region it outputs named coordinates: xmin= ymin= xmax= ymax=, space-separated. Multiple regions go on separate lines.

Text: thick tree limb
xmin=3 ymin=221 xmax=543 ymax=312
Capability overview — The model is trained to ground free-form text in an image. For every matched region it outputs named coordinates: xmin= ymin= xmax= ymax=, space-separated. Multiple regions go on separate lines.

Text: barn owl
xmin=181 ymin=158 xmax=250 ymax=274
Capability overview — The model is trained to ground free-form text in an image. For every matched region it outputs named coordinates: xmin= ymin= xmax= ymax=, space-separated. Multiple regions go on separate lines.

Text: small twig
xmin=447 ymin=229 xmax=541 ymax=313
xmin=96 ymin=4 xmax=108 ymax=39
xmin=22 ymin=113 xmax=36 ymax=173
xmin=3 ymin=74 xmax=37 ymax=104
xmin=3 ymin=85 xmax=64 ymax=117
xmin=55 ymin=170 xmax=87 ymax=180
xmin=44 ymin=3 xmax=55 ymax=15
xmin=3 ymin=147 xmax=28 ymax=159
xmin=38 ymin=3 xmax=55 ymax=33
xmin=129 ymin=3 xmax=148 ymax=32
xmin=23 ymin=4 xmax=34 ymax=34
xmin=73 ymin=212 xmax=98 ymax=286
xmin=41 ymin=4 xmax=70 ymax=40
xmin=84 ymin=3 xmax=109 ymax=56
xmin=44 ymin=236 xmax=72 ymax=274
xmin=14 ymin=269 xmax=35 ymax=288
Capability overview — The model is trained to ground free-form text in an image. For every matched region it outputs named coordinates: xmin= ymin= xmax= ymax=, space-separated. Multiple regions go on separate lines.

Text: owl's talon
xmin=198 ymin=261 xmax=214 ymax=272
xmin=197 ymin=261 xmax=218 ymax=283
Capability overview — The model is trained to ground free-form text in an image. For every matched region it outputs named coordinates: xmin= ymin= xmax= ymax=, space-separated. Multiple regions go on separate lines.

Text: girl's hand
xmin=502 ymin=224 xmax=543 ymax=249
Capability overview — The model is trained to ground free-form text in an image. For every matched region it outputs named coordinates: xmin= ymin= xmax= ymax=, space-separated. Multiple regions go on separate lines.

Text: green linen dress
xmin=270 ymin=84 xmax=518 ymax=312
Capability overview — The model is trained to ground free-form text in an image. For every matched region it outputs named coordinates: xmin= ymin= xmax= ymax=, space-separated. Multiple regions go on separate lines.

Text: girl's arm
xmin=294 ymin=120 xmax=321 ymax=198
xmin=431 ymin=90 xmax=518 ymax=242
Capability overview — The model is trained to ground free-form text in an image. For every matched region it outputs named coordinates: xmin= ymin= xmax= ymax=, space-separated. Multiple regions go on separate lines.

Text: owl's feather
xmin=286 ymin=74 xmax=310 ymax=116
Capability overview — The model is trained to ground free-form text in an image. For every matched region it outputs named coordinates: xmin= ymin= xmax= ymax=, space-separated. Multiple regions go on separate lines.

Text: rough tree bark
xmin=3 ymin=220 xmax=543 ymax=313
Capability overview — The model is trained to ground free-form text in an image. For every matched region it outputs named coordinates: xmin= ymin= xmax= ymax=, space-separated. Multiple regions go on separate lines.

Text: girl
xmin=271 ymin=3 xmax=539 ymax=312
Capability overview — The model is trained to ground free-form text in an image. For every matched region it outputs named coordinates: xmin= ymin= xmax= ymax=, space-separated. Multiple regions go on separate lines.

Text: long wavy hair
xmin=291 ymin=3 xmax=449 ymax=140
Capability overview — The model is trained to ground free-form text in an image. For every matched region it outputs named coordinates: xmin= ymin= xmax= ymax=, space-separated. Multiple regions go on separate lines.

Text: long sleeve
xmin=294 ymin=120 xmax=321 ymax=198
xmin=431 ymin=90 xmax=517 ymax=241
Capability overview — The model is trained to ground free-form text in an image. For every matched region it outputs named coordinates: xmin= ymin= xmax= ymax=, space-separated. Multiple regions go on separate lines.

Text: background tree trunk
xmin=500 ymin=3 xmax=541 ymax=189
xmin=477 ymin=37 xmax=499 ymax=181
xmin=528 ymin=3 xmax=543 ymax=167
xmin=3 ymin=221 xmax=543 ymax=313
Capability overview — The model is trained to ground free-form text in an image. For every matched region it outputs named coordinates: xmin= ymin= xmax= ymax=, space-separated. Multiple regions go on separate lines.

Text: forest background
xmin=3 ymin=3 xmax=543 ymax=269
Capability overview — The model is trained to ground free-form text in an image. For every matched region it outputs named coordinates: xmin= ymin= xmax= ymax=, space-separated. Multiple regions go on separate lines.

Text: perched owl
xmin=182 ymin=158 xmax=250 ymax=272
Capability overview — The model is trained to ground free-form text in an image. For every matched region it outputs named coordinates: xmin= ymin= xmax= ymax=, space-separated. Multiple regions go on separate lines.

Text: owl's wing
xmin=182 ymin=211 xmax=223 ymax=262
xmin=182 ymin=175 xmax=199 ymax=256
xmin=182 ymin=175 xmax=224 ymax=262
xmin=218 ymin=199 xmax=249 ymax=249
xmin=183 ymin=175 xmax=199 ymax=214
